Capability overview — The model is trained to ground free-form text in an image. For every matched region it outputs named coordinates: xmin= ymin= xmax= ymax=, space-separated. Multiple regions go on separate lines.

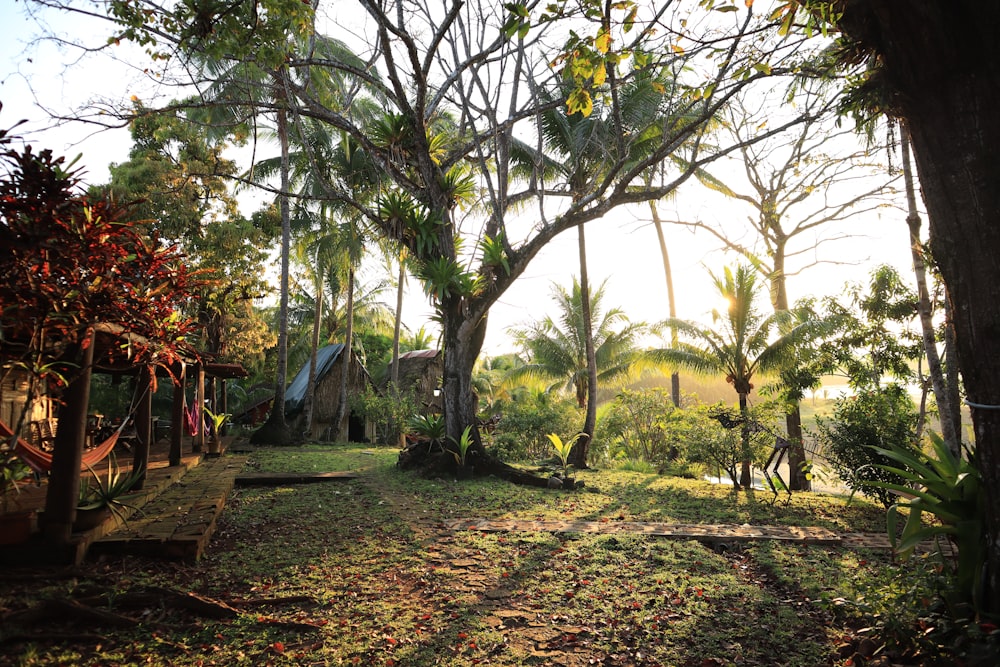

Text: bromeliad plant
xmin=407 ymin=413 xmax=447 ymax=452
xmin=868 ymin=432 xmax=986 ymax=615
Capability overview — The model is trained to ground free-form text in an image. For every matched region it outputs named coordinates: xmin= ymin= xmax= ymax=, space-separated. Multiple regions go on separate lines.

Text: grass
xmin=0 ymin=442 xmax=948 ymax=666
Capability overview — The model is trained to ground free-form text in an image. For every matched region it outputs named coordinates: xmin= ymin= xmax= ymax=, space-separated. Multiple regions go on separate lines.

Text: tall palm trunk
xmin=302 ymin=274 xmax=323 ymax=439
xmin=650 ymin=201 xmax=681 ymax=407
xmin=738 ymin=390 xmax=753 ymax=488
xmin=335 ymin=267 xmax=355 ymax=441
xmin=901 ymin=125 xmax=959 ymax=455
xmin=391 ymin=255 xmax=405 ymax=386
xmin=251 ymin=71 xmax=293 ymax=445
xmin=571 ymin=223 xmax=597 ymax=469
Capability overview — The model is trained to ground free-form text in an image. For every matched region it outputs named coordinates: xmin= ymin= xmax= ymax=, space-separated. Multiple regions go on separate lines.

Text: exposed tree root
xmin=397 ymin=441 xmax=568 ymax=488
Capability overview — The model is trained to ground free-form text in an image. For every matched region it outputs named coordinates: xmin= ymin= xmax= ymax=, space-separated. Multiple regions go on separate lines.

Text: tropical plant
xmin=868 ymin=432 xmax=986 ymax=615
xmin=547 ymin=432 xmax=584 ymax=479
xmin=78 ymin=456 xmax=144 ymax=523
xmin=598 ymin=389 xmax=686 ymax=467
xmin=507 ymin=278 xmax=653 ymax=409
xmin=814 ymin=384 xmax=921 ymax=508
xmin=489 ymin=392 xmax=579 ymax=462
xmin=407 ymin=414 xmax=447 ymax=452
xmin=449 ymin=425 xmax=475 ymax=468
xmin=204 ymin=407 xmax=231 ymax=439
xmin=653 ymin=264 xmax=823 ymax=487
xmin=1 ymin=453 xmax=31 ymax=514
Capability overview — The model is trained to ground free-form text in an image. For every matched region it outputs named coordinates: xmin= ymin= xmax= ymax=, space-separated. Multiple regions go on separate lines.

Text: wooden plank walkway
xmin=90 ymin=455 xmax=248 ymax=562
xmin=235 ymin=471 xmax=359 ymax=486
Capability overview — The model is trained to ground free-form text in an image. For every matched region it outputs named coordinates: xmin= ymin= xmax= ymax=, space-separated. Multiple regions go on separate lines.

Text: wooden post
xmin=193 ymin=364 xmax=205 ymax=453
xmin=132 ymin=365 xmax=153 ymax=489
xmin=170 ymin=364 xmax=185 ymax=467
xmin=220 ymin=379 xmax=229 ymax=437
xmin=42 ymin=327 xmax=95 ymax=544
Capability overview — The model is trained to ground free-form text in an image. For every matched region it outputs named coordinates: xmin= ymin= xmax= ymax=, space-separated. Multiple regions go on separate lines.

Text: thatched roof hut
xmin=285 ymin=344 xmax=373 ymax=441
xmin=384 ymin=349 xmax=443 ymax=413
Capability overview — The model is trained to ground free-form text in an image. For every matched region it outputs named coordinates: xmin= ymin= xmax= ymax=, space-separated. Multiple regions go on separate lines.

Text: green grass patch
xmin=0 ymin=441 xmax=951 ymax=666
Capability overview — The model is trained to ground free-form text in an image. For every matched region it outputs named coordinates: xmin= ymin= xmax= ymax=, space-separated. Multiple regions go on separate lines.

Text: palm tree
xmin=190 ymin=27 xmax=373 ymax=445
xmin=510 ymin=73 xmax=671 ymax=466
xmin=654 ymin=265 xmax=821 ymax=487
xmin=506 ymin=278 xmax=652 ymax=410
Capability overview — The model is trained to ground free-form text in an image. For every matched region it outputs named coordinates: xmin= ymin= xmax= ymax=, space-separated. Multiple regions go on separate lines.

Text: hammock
xmin=184 ymin=396 xmax=202 ymax=437
xmin=1 ymin=418 xmax=126 ymax=476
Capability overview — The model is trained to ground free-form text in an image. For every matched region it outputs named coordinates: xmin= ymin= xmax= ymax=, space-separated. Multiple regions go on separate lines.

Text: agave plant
xmin=78 ymin=454 xmax=144 ymax=524
xmin=869 ymin=432 xmax=986 ymax=613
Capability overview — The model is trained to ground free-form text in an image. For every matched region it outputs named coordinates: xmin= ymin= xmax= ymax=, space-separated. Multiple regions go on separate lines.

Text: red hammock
xmin=1 ymin=419 xmax=124 ymax=476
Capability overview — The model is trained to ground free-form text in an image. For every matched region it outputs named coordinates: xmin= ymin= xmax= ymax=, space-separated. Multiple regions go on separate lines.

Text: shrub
xmin=679 ymin=403 xmax=778 ymax=487
xmin=488 ymin=392 xmax=578 ymax=462
xmin=597 ymin=389 xmax=685 ymax=466
xmin=349 ymin=386 xmax=418 ymax=445
xmin=813 ymin=384 xmax=920 ymax=507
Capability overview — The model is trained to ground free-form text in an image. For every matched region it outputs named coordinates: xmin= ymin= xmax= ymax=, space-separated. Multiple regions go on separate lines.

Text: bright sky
xmin=1 ymin=1 xmax=917 ymax=359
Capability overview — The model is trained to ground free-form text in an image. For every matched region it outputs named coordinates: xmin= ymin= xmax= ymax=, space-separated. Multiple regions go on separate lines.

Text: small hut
xmin=285 ymin=344 xmax=373 ymax=441
xmin=385 ymin=349 xmax=444 ymax=414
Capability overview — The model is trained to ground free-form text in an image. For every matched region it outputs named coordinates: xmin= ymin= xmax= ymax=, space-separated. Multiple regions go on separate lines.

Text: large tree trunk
xmin=440 ymin=300 xmax=487 ymax=446
xmin=835 ymin=0 xmax=1000 ymax=611
xmin=900 ymin=125 xmax=958 ymax=455
xmin=571 ymin=223 xmax=596 ymax=469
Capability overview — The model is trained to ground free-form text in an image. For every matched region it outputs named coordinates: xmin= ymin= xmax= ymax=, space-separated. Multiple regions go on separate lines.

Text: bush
xmin=597 ymin=389 xmax=684 ymax=466
xmin=349 ymin=386 xmax=418 ymax=445
xmin=813 ymin=384 xmax=920 ymax=507
xmin=488 ymin=392 xmax=578 ymax=462
xmin=678 ymin=403 xmax=779 ymax=487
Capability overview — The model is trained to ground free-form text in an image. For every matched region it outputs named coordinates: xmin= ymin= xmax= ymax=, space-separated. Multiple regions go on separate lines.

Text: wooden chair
xmin=29 ymin=418 xmax=57 ymax=452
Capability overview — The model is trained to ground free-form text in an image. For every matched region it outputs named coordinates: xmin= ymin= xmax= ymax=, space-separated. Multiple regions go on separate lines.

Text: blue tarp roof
xmin=284 ymin=343 xmax=345 ymax=416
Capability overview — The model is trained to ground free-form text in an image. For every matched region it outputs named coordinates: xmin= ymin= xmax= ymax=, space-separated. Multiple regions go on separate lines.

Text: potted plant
xmin=76 ymin=454 xmax=143 ymax=532
xmin=450 ymin=425 xmax=475 ymax=480
xmin=203 ymin=407 xmax=230 ymax=456
xmin=546 ymin=433 xmax=584 ymax=490
xmin=1 ymin=450 xmax=35 ymax=544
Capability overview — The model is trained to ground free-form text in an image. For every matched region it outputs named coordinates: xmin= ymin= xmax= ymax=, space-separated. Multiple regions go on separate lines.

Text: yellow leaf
xmin=671 ymin=43 xmax=685 ymax=55
xmin=592 ymin=66 xmax=606 ymax=86
xmin=595 ymin=30 xmax=612 ymax=54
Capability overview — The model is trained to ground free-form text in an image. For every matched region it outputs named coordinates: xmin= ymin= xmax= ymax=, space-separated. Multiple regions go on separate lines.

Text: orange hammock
xmin=1 ymin=419 xmax=124 ymax=476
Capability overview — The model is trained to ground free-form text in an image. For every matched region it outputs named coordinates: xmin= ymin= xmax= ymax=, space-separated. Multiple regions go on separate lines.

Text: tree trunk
xmin=440 ymin=300 xmax=487 ymax=446
xmin=390 ymin=256 xmax=405 ymax=386
xmin=943 ymin=296 xmax=963 ymax=442
xmin=42 ymin=328 xmax=94 ymax=544
xmin=303 ymin=274 xmax=322 ymax=440
xmin=737 ymin=391 xmax=753 ymax=488
xmin=901 ymin=125 xmax=959 ymax=455
xmin=335 ymin=267 xmax=355 ymax=441
xmin=651 ymin=201 xmax=681 ymax=407
xmin=571 ymin=223 xmax=596 ymax=469
xmin=770 ymin=247 xmax=810 ymax=491
xmin=251 ymin=79 xmax=292 ymax=446
xmin=842 ymin=0 xmax=1000 ymax=610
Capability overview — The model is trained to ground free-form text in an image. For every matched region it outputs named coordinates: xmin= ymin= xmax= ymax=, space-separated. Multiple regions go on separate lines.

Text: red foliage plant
xmin=0 ymin=110 xmax=204 ymax=392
